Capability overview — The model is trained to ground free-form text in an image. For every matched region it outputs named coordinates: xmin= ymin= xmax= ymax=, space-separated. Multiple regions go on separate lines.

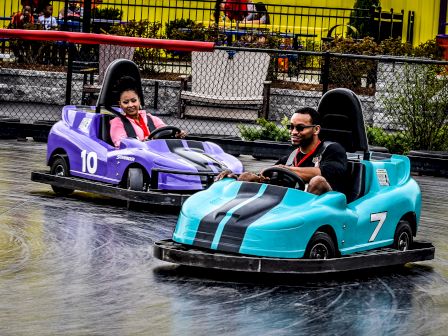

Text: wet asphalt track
xmin=0 ymin=139 xmax=447 ymax=336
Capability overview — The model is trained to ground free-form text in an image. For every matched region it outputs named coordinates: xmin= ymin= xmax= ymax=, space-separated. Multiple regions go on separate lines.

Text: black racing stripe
xmin=187 ymin=140 xmax=229 ymax=170
xmin=165 ymin=139 xmax=213 ymax=172
xmin=165 ymin=139 xmax=184 ymax=152
xmin=184 ymin=140 xmax=205 ymax=150
xmin=193 ymin=183 xmax=263 ymax=249
xmin=217 ymin=185 xmax=288 ymax=253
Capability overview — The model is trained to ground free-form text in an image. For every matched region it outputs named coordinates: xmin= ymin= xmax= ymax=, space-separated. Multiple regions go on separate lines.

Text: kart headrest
xmin=317 ymin=88 xmax=369 ymax=156
xmin=96 ymin=59 xmax=145 ymax=111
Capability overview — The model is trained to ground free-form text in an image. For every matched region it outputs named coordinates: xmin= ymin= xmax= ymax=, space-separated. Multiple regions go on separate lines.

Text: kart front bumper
xmin=154 ymin=239 xmax=435 ymax=274
xmin=31 ymin=171 xmax=190 ymax=207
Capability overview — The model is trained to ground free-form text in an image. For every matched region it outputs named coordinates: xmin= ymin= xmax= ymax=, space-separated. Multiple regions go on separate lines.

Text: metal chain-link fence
xmin=1 ymin=41 xmax=448 ymax=143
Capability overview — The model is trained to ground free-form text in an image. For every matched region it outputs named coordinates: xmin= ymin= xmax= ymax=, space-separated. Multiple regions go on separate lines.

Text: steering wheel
xmin=147 ymin=126 xmax=181 ymax=140
xmin=261 ymin=167 xmax=306 ymax=190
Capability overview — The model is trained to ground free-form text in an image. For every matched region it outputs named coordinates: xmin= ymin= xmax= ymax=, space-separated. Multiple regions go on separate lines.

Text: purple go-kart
xmin=31 ymin=59 xmax=243 ymax=208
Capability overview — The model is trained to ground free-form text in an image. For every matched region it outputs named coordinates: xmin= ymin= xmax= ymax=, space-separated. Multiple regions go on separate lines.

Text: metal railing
xmin=1 ymin=1 xmax=413 ymax=47
xmin=1 ymin=37 xmax=447 ymax=141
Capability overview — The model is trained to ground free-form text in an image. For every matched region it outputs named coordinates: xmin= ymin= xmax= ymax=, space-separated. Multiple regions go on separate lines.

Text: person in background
xmin=244 ymin=1 xmax=270 ymax=24
xmin=58 ymin=0 xmax=81 ymax=19
xmin=110 ymin=76 xmax=187 ymax=147
xmin=222 ymin=0 xmax=248 ymax=22
xmin=216 ymin=107 xmax=347 ymax=195
xmin=38 ymin=3 xmax=58 ymax=30
xmin=10 ymin=4 xmax=34 ymax=29
xmin=19 ymin=0 xmax=51 ymax=16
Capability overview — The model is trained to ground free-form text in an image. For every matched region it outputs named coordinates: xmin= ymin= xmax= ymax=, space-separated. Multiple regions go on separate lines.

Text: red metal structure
xmin=0 ymin=29 xmax=215 ymax=52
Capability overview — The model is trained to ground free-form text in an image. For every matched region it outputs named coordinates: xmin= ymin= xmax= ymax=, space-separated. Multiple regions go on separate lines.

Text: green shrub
xmin=92 ymin=7 xmax=123 ymax=20
xmin=165 ymin=18 xmax=206 ymax=41
xmin=239 ymin=117 xmax=290 ymax=142
xmin=366 ymin=127 xmax=411 ymax=154
xmin=379 ymin=38 xmax=442 ymax=60
xmin=165 ymin=19 xmax=212 ymax=60
xmin=413 ymin=39 xmax=444 ymax=60
xmin=379 ymin=38 xmax=413 ymax=56
xmin=349 ymin=0 xmax=381 ymax=38
xmin=382 ymin=63 xmax=448 ymax=151
xmin=322 ymin=36 xmax=380 ymax=90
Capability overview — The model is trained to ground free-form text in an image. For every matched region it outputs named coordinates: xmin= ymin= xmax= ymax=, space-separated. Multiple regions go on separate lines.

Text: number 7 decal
xmin=369 ymin=212 xmax=388 ymax=242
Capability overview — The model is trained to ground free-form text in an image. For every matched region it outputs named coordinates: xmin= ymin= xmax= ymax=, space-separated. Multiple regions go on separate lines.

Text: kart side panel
xmin=46 ymin=105 xmax=243 ymax=191
xmin=172 ymin=155 xmax=422 ymax=259
xmin=174 ymin=180 xmax=351 ymax=258
xmin=340 ymin=155 xmax=421 ymax=255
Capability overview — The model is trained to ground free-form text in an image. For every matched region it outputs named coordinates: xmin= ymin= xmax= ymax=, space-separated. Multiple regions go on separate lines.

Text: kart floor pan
xmin=154 ymin=239 xmax=435 ymax=274
xmin=31 ymin=171 xmax=190 ymax=206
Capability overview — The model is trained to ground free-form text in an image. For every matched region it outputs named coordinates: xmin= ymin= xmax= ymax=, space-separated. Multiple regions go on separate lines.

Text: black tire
xmin=304 ymin=231 xmax=336 ymax=259
xmin=126 ymin=168 xmax=144 ymax=210
xmin=393 ymin=220 xmax=413 ymax=251
xmin=32 ymin=120 xmax=55 ymax=142
xmin=50 ymin=156 xmax=74 ymax=196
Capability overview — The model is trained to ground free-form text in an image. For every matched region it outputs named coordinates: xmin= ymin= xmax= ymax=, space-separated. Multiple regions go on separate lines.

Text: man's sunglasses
xmin=287 ymin=124 xmax=316 ymax=132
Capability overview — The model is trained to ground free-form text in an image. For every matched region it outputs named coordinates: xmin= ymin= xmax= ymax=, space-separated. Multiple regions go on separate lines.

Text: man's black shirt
xmin=276 ymin=141 xmax=347 ymax=193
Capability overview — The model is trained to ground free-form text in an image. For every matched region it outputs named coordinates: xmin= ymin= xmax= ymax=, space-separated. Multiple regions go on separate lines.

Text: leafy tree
xmin=350 ymin=0 xmax=380 ymax=38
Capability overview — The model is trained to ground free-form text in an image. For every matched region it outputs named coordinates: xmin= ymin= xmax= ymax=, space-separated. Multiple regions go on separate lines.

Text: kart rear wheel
xmin=305 ymin=231 xmax=335 ymax=259
xmin=393 ymin=220 xmax=413 ymax=251
xmin=50 ymin=156 xmax=74 ymax=196
xmin=126 ymin=168 xmax=144 ymax=210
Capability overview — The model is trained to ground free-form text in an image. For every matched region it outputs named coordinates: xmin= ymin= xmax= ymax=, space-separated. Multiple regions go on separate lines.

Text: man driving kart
xmin=216 ymin=107 xmax=347 ymax=195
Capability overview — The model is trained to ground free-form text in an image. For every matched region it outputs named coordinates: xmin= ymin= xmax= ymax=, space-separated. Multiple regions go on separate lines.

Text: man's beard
xmin=291 ymin=135 xmax=313 ymax=149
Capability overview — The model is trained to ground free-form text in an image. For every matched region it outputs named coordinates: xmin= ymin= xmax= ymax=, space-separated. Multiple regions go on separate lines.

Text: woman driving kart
xmin=216 ymin=107 xmax=347 ymax=195
xmin=110 ymin=76 xmax=187 ymax=147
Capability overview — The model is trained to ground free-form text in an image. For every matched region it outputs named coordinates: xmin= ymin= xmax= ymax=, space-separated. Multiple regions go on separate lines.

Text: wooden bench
xmin=178 ymin=49 xmax=271 ymax=121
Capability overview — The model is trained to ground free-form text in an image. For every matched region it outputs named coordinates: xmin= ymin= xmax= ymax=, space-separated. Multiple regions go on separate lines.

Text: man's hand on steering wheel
xmin=215 ymin=169 xmax=238 ymax=181
xmin=175 ymin=130 xmax=187 ymax=139
xmin=215 ymin=170 xmax=270 ymax=183
xmin=261 ymin=166 xmax=306 ymax=190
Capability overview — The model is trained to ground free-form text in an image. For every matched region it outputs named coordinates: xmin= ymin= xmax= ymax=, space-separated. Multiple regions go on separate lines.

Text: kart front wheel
xmin=305 ymin=231 xmax=335 ymax=259
xmin=50 ymin=156 xmax=74 ymax=196
xmin=126 ymin=168 xmax=144 ymax=210
xmin=393 ymin=220 xmax=413 ymax=251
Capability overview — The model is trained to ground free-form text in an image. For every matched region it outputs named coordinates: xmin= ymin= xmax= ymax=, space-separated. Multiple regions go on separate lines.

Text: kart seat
xmin=317 ymin=88 xmax=369 ymax=203
xmin=317 ymin=88 xmax=369 ymax=158
xmin=344 ymin=160 xmax=366 ymax=203
xmin=99 ymin=113 xmax=115 ymax=146
xmin=95 ymin=59 xmax=146 ymax=147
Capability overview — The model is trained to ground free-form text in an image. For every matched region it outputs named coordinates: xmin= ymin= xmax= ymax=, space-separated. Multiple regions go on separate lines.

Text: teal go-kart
xmin=154 ymin=88 xmax=435 ymax=274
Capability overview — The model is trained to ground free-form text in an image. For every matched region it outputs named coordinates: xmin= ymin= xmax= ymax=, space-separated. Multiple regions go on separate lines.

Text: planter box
xmin=408 ymin=150 xmax=448 ymax=177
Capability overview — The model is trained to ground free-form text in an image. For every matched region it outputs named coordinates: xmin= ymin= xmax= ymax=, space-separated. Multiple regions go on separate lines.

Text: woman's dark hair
xmin=254 ymin=2 xmax=270 ymax=24
xmin=115 ymin=76 xmax=138 ymax=95
xmin=255 ymin=2 xmax=267 ymax=13
xmin=294 ymin=107 xmax=321 ymax=125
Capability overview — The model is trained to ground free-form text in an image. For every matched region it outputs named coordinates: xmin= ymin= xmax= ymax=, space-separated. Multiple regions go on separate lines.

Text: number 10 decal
xmin=369 ymin=212 xmax=387 ymax=242
xmin=81 ymin=150 xmax=98 ymax=174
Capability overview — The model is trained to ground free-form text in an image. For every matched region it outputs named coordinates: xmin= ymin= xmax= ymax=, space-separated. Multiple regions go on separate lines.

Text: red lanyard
xmin=293 ymin=140 xmax=321 ymax=167
xmin=135 ymin=115 xmax=150 ymax=138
